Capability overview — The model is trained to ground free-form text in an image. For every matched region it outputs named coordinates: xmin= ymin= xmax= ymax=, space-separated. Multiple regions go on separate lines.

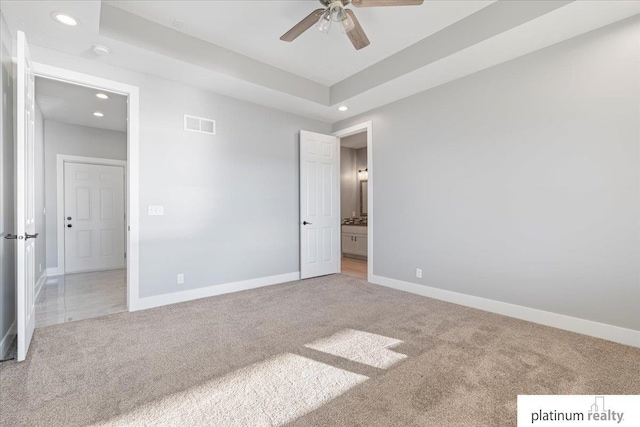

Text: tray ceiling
xmin=2 ymin=1 xmax=639 ymax=123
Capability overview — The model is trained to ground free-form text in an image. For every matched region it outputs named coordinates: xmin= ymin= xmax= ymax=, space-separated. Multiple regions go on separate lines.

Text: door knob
xmin=67 ymin=224 xmax=72 ymax=228
xmin=4 ymin=234 xmax=17 ymax=240
xmin=67 ymin=216 xmax=72 ymax=220
xmin=25 ymin=233 xmax=39 ymax=240
xmin=303 ymin=221 xmax=312 ymax=225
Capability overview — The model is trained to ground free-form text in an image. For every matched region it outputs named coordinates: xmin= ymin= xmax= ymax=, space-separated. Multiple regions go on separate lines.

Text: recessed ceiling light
xmin=93 ymin=112 xmax=104 ymax=117
xmin=96 ymin=93 xmax=110 ymax=100
xmin=338 ymin=106 xmax=348 ymax=112
xmin=51 ymin=12 xmax=79 ymax=27
xmin=92 ymin=45 xmax=111 ymax=56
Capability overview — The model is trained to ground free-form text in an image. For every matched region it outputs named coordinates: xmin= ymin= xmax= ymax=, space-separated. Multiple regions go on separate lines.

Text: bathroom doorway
xmin=336 ymin=124 xmax=371 ymax=280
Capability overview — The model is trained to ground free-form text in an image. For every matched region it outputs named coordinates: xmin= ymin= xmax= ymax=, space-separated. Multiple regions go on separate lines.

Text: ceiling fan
xmin=280 ymin=0 xmax=424 ymax=50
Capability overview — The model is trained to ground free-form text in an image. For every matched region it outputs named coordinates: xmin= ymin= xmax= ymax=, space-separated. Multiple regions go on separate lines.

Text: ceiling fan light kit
xmin=280 ymin=0 xmax=424 ymax=50
xmin=317 ymin=9 xmax=332 ymax=34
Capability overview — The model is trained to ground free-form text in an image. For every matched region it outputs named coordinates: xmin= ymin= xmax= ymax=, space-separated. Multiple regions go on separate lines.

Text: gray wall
xmin=134 ymin=83 xmax=329 ymax=297
xmin=30 ymin=45 xmax=331 ymax=299
xmin=0 ymin=12 xmax=15 ymax=352
xmin=340 ymin=146 xmax=357 ymax=219
xmin=356 ymin=146 xmax=367 ymax=216
xmin=44 ymin=121 xmax=127 ymax=269
xmin=34 ymin=103 xmax=46 ymax=282
xmin=334 ymin=17 xmax=640 ymax=331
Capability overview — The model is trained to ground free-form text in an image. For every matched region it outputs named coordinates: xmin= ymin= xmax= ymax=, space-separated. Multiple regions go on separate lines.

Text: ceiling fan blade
xmin=345 ymin=10 xmax=370 ymax=50
xmin=351 ymin=0 xmax=424 ymax=7
xmin=280 ymin=9 xmax=325 ymax=42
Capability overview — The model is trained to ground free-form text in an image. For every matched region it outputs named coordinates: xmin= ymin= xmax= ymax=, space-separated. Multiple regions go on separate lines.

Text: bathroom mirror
xmin=360 ymin=180 xmax=368 ymax=216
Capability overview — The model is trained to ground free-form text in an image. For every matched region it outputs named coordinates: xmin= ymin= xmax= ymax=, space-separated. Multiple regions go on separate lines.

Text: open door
xmin=15 ymin=31 xmax=37 ymax=361
xmin=300 ymin=131 xmax=339 ymax=279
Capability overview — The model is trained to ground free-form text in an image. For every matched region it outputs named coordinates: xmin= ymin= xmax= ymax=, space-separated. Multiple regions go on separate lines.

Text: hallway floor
xmin=35 ymin=269 xmax=126 ymax=328
xmin=341 ymin=257 xmax=367 ymax=280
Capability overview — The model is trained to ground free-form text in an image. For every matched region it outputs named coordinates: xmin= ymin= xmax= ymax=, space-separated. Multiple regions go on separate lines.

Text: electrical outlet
xmin=177 ymin=273 xmax=184 ymax=284
xmin=148 ymin=205 xmax=164 ymax=216
xmin=416 ymin=268 xmax=422 ymax=279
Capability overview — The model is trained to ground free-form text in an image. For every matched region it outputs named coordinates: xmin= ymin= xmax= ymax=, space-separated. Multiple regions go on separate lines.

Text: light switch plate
xmin=148 ymin=205 xmax=164 ymax=216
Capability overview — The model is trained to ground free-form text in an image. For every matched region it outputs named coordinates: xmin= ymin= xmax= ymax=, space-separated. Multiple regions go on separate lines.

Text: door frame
xmin=57 ymin=155 xmax=127 ymax=275
xmin=33 ymin=62 xmax=141 ymax=311
xmin=333 ymin=121 xmax=373 ymax=281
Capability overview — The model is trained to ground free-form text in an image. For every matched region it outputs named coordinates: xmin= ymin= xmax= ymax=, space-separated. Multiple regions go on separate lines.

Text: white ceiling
xmin=35 ymin=77 xmax=127 ymax=132
xmin=2 ymin=1 xmax=102 ymax=56
xmin=106 ymin=0 xmax=493 ymax=86
xmin=341 ymin=131 xmax=367 ymax=149
xmin=2 ymin=1 xmax=639 ymax=124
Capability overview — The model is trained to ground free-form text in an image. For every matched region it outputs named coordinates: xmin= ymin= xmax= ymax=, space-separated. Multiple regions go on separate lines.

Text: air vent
xmin=184 ymin=115 xmax=216 ymax=135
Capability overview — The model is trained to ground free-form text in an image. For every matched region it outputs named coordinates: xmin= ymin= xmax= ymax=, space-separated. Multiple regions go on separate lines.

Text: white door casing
xmin=33 ymin=63 xmax=140 ymax=311
xmin=64 ymin=162 xmax=125 ymax=274
xmin=300 ymin=131 xmax=339 ymax=279
xmin=333 ymin=121 xmax=373 ymax=281
xmin=16 ymin=31 xmax=36 ymax=362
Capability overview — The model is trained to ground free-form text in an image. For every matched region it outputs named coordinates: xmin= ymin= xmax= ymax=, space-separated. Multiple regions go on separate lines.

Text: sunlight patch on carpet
xmin=91 ymin=353 xmax=368 ymax=427
xmin=305 ymin=329 xmax=407 ymax=369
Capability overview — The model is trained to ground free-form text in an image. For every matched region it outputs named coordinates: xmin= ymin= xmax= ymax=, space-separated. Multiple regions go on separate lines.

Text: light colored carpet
xmin=1 ymin=274 xmax=638 ymax=426
xmin=92 ymin=353 xmax=367 ymax=427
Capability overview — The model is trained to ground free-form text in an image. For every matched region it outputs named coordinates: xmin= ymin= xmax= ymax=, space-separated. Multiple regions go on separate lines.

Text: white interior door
xmin=16 ymin=31 xmax=36 ymax=362
xmin=300 ymin=130 xmax=339 ymax=279
xmin=64 ymin=162 xmax=125 ymax=273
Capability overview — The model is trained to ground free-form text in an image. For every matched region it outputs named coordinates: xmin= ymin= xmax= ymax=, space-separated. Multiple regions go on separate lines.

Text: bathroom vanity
xmin=341 ymin=224 xmax=367 ymax=258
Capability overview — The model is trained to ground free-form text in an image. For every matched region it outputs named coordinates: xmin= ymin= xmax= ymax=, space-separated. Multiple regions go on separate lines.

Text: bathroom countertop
xmin=341 ymin=218 xmax=368 ymax=226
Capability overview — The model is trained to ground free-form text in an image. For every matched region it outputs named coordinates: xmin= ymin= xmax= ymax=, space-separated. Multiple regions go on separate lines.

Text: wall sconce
xmin=358 ymin=168 xmax=368 ymax=180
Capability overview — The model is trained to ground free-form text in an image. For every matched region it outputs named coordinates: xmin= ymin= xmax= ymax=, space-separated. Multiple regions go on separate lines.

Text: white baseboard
xmin=370 ymin=274 xmax=640 ymax=348
xmin=35 ymin=270 xmax=47 ymax=301
xmin=135 ymin=272 xmax=301 ymax=311
xmin=0 ymin=321 xmax=16 ymax=359
xmin=46 ymin=267 xmax=62 ymax=277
